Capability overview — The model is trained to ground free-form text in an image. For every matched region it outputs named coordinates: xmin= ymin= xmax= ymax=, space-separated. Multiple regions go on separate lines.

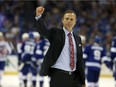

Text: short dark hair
xmin=63 ymin=10 xmax=76 ymax=18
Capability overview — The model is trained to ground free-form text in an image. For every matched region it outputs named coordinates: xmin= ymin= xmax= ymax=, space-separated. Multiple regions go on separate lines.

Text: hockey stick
xmin=6 ymin=58 xmax=18 ymax=71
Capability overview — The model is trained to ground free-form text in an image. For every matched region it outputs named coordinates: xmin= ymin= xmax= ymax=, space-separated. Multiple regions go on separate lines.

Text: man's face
xmin=62 ymin=13 xmax=76 ymax=32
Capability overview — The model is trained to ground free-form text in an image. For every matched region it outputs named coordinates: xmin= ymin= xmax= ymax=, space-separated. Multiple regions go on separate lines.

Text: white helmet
xmin=80 ymin=35 xmax=86 ymax=41
xmin=22 ymin=33 xmax=29 ymax=39
xmin=33 ymin=32 xmax=40 ymax=38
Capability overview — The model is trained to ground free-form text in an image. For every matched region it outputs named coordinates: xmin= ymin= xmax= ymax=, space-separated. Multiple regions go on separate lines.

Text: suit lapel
xmin=61 ymin=29 xmax=65 ymax=48
xmin=73 ymin=32 xmax=79 ymax=48
xmin=61 ymin=30 xmax=79 ymax=52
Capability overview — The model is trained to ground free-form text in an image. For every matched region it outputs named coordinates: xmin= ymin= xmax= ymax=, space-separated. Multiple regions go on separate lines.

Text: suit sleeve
xmin=36 ymin=17 xmax=52 ymax=41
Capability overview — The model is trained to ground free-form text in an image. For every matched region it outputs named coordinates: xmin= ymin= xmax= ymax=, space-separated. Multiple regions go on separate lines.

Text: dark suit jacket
xmin=36 ymin=17 xmax=85 ymax=84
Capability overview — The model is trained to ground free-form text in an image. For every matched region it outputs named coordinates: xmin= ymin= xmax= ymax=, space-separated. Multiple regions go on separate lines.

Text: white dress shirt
xmin=35 ymin=16 xmax=77 ymax=71
xmin=52 ymin=27 xmax=77 ymax=71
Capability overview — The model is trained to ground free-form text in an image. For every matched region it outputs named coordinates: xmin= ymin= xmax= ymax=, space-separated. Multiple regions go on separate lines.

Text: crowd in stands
xmin=0 ymin=1 xmax=116 ymax=55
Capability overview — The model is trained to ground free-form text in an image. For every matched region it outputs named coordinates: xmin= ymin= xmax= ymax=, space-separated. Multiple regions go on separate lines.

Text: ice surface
xmin=1 ymin=75 xmax=115 ymax=87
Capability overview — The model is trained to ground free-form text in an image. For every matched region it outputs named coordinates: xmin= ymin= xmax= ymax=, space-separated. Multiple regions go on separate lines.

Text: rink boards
xmin=4 ymin=55 xmax=113 ymax=77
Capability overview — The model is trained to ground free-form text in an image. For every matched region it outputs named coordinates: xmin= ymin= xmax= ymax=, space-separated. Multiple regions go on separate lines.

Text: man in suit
xmin=35 ymin=6 xmax=85 ymax=87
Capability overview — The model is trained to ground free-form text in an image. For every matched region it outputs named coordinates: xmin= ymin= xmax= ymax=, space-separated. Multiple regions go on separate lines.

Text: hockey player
xmin=17 ymin=33 xmax=29 ymax=87
xmin=20 ymin=32 xmax=35 ymax=87
xmin=17 ymin=33 xmax=29 ymax=66
xmin=83 ymin=36 xmax=110 ymax=87
xmin=31 ymin=32 xmax=49 ymax=87
xmin=0 ymin=32 xmax=12 ymax=87
xmin=110 ymin=36 xmax=116 ymax=87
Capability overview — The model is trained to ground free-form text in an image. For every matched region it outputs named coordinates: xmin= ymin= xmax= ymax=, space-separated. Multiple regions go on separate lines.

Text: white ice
xmin=1 ymin=75 xmax=115 ymax=87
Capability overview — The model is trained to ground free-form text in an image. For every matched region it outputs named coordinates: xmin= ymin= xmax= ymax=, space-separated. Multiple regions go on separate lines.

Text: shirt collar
xmin=63 ymin=27 xmax=73 ymax=36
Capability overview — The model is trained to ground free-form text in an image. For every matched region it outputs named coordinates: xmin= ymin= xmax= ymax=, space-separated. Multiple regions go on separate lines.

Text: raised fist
xmin=36 ymin=6 xmax=45 ymax=16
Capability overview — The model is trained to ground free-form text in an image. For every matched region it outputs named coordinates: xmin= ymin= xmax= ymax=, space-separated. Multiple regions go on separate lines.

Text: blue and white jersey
xmin=21 ymin=40 xmax=35 ymax=63
xmin=33 ymin=39 xmax=49 ymax=59
xmin=0 ymin=41 xmax=12 ymax=61
xmin=32 ymin=39 xmax=49 ymax=65
xmin=110 ymin=36 xmax=116 ymax=62
xmin=83 ymin=43 xmax=108 ymax=71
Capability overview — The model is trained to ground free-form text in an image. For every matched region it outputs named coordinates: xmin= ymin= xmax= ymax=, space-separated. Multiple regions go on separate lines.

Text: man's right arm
xmin=35 ymin=6 xmax=44 ymax=20
xmin=35 ymin=6 xmax=51 ymax=40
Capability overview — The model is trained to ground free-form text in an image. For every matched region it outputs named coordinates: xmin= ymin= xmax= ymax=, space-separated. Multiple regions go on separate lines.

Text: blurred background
xmin=0 ymin=0 xmax=116 ymax=53
xmin=0 ymin=0 xmax=116 ymax=87
xmin=0 ymin=0 xmax=116 ymax=51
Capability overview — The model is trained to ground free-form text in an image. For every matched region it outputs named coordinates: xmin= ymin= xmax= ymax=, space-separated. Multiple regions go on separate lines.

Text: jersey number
xmin=24 ymin=45 xmax=34 ymax=54
xmin=94 ymin=50 xmax=101 ymax=60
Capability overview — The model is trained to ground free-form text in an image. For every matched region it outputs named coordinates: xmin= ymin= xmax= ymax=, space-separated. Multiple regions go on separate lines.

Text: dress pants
xmin=50 ymin=68 xmax=82 ymax=87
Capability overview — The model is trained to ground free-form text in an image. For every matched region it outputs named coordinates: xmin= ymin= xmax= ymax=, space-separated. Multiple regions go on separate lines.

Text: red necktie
xmin=68 ymin=33 xmax=74 ymax=70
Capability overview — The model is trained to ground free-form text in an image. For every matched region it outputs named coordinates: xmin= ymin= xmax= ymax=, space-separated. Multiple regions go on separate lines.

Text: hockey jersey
xmin=21 ymin=40 xmax=35 ymax=63
xmin=83 ymin=43 xmax=108 ymax=71
xmin=32 ymin=39 xmax=49 ymax=66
